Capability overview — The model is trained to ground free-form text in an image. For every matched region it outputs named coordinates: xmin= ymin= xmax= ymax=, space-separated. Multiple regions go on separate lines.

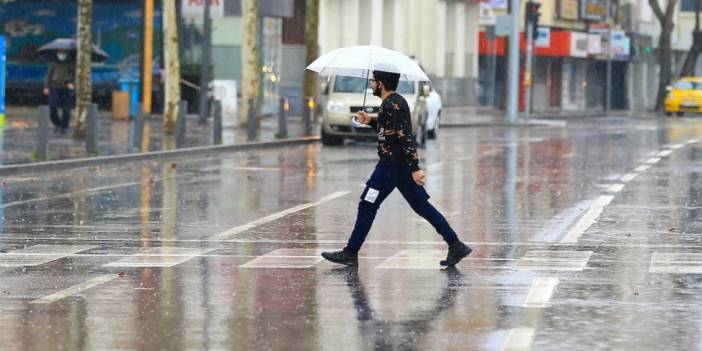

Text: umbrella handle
xmin=362 ymin=69 xmax=369 ymax=109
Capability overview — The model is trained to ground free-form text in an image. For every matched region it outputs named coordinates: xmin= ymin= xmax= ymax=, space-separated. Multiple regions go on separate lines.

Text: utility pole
xmin=524 ymin=1 xmax=540 ymax=119
xmin=198 ymin=0 xmax=212 ymax=125
xmin=163 ymin=0 xmax=181 ymax=133
xmin=142 ymin=0 xmax=154 ymax=115
xmin=605 ymin=15 xmax=613 ymax=112
xmin=505 ymin=0 xmax=520 ymax=123
xmin=74 ymin=0 xmax=93 ymax=138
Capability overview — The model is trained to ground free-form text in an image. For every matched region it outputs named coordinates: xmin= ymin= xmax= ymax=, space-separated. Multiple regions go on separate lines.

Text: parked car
xmin=320 ymin=75 xmax=430 ymax=147
xmin=424 ymin=86 xmax=442 ymax=139
xmin=665 ymin=77 xmax=702 ymax=117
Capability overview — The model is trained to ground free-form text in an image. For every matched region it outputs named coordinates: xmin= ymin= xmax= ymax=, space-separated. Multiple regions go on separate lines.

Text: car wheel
xmin=677 ymin=112 xmax=685 ymax=117
xmin=665 ymin=112 xmax=673 ymax=117
xmin=321 ymin=127 xmax=343 ymax=146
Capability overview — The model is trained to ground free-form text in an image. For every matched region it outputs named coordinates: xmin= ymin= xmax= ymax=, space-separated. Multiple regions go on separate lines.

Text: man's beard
xmin=372 ymin=85 xmax=382 ymax=97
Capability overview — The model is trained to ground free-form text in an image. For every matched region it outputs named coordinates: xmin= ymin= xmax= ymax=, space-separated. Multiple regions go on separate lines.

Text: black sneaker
xmin=440 ymin=241 xmax=472 ymax=267
xmin=321 ymin=249 xmax=358 ymax=266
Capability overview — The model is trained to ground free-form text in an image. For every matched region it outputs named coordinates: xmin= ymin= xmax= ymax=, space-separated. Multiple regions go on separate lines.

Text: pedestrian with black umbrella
xmin=43 ymin=49 xmax=75 ymax=134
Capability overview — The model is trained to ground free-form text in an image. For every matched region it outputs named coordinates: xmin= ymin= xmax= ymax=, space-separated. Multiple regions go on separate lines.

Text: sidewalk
xmin=0 ymin=106 xmax=313 ymax=165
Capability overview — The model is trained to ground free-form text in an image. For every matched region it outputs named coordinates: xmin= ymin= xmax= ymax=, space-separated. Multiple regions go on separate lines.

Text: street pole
xmin=487 ymin=25 xmax=496 ymax=107
xmin=524 ymin=21 xmax=534 ymax=119
xmin=605 ymin=21 xmax=613 ymax=112
xmin=142 ymin=0 xmax=154 ymax=115
xmin=198 ymin=0 xmax=212 ymax=125
xmin=506 ymin=0 xmax=521 ymax=123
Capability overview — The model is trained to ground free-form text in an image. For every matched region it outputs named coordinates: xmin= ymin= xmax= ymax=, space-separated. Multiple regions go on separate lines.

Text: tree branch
xmin=649 ymin=0 xmax=665 ymax=22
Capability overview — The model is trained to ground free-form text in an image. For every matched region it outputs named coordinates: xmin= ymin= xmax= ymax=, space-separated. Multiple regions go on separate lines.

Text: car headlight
xmin=326 ymin=100 xmax=347 ymax=113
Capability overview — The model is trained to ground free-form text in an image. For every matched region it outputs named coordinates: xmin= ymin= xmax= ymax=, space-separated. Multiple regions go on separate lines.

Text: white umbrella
xmin=306 ymin=45 xmax=430 ymax=108
xmin=306 ymin=45 xmax=429 ymax=81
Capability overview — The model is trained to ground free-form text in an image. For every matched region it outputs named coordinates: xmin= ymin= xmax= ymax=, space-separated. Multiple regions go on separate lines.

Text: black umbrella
xmin=35 ymin=38 xmax=109 ymax=63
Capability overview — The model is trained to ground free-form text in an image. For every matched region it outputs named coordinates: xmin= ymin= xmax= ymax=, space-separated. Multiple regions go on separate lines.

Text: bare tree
xmin=304 ymin=0 xmax=319 ymax=119
xmin=74 ymin=0 xmax=92 ymax=138
xmin=681 ymin=0 xmax=702 ymax=77
xmin=649 ymin=0 xmax=678 ymax=111
xmin=163 ymin=0 xmax=181 ymax=133
xmin=241 ymin=0 xmax=260 ymax=126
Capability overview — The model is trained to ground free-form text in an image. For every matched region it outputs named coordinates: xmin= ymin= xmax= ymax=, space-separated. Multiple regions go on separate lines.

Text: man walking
xmin=44 ymin=50 xmax=75 ymax=134
xmin=321 ymin=66 xmax=471 ymax=267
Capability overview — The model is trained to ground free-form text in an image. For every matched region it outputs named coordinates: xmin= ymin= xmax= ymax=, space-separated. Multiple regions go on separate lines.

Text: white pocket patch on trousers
xmin=364 ymin=188 xmax=380 ymax=203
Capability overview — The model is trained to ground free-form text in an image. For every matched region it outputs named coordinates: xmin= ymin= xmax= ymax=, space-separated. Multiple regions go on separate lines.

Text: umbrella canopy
xmin=36 ymin=38 xmax=109 ymax=63
xmin=306 ymin=45 xmax=429 ymax=82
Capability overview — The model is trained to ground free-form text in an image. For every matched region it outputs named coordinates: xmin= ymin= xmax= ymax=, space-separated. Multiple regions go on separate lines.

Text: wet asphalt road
xmin=2 ymin=116 xmax=702 ymax=350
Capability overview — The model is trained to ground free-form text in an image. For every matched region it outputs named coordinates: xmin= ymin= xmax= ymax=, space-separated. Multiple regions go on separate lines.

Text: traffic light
xmin=525 ymin=1 xmax=541 ymax=38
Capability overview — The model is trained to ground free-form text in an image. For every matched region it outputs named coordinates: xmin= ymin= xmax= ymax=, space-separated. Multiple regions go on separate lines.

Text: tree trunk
xmin=303 ymin=0 xmax=320 ymax=120
xmin=163 ymin=0 xmax=181 ymax=133
xmin=241 ymin=0 xmax=260 ymax=126
xmin=681 ymin=0 xmax=702 ymax=77
xmin=657 ymin=29 xmax=673 ymax=111
xmin=74 ymin=0 xmax=93 ymax=138
xmin=649 ymin=0 xmax=678 ymax=111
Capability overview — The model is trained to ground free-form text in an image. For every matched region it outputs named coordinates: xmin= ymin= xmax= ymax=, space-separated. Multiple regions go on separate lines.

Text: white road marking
xmin=516 ymin=251 xmax=592 ymax=271
xmin=559 ymin=195 xmax=614 ymax=244
xmin=30 ymin=274 xmax=118 ymax=304
xmin=523 ymin=277 xmax=559 ymax=307
xmin=620 ymin=173 xmax=639 ymax=183
xmin=240 ymin=248 xmax=326 ymax=268
xmin=501 ymin=328 xmax=535 ymax=351
xmin=671 ymin=143 xmax=685 ymax=150
xmin=0 ymin=180 xmax=149 ymax=209
xmin=634 ymin=164 xmax=651 ymax=172
xmin=375 ymin=250 xmax=447 ymax=269
xmin=103 ymin=247 xmax=215 ymax=268
xmin=606 ymin=183 xmax=625 ymax=193
xmin=649 ymin=253 xmax=702 ymax=274
xmin=657 ymin=149 xmax=673 ymax=157
xmin=645 ymin=157 xmax=661 ymax=164
xmin=0 ymin=245 xmax=96 ymax=267
xmin=214 ymin=191 xmax=351 ymax=240
xmin=229 ymin=166 xmax=281 ymax=171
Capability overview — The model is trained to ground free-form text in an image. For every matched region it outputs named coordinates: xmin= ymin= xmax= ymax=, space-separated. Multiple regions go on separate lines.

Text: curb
xmin=440 ymin=119 xmax=566 ymax=128
xmin=0 ymin=136 xmax=320 ymax=176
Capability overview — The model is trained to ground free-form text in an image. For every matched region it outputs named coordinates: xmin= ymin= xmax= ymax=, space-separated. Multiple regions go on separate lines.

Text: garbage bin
xmin=118 ymin=78 xmax=140 ymax=118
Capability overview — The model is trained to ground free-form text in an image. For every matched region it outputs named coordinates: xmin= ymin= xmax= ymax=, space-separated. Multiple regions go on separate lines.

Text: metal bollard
xmin=133 ymin=103 xmax=144 ymax=151
xmin=303 ymin=97 xmax=313 ymax=136
xmin=213 ymin=100 xmax=222 ymax=145
xmin=86 ymin=103 xmax=98 ymax=155
xmin=277 ymin=97 xmax=288 ymax=139
xmin=35 ymin=105 xmax=49 ymax=161
xmin=176 ymin=100 xmax=188 ymax=148
xmin=247 ymin=98 xmax=256 ymax=141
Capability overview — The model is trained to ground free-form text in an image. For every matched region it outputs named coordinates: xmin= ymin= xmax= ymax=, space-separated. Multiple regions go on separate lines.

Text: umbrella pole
xmin=362 ymin=69 xmax=369 ymax=108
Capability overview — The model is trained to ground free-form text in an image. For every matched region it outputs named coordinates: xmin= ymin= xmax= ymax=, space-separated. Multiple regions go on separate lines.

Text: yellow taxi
xmin=665 ymin=77 xmax=702 ymax=116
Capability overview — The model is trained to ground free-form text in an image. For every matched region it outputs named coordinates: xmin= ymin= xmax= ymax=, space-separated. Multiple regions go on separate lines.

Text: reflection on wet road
xmin=3 ymin=117 xmax=702 ymax=350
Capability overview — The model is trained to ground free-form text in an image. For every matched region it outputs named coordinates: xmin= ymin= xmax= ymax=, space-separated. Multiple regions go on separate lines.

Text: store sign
xmin=182 ymin=0 xmax=224 ymax=18
xmin=490 ymin=0 xmax=508 ymax=10
xmin=581 ymin=0 xmax=609 ymax=21
xmin=559 ymin=0 xmax=579 ymax=20
xmin=570 ymin=32 xmax=589 ymax=58
xmin=479 ymin=2 xmax=497 ymax=26
xmin=611 ymin=30 xmax=630 ymax=59
xmin=536 ymin=27 xmax=551 ymax=48
xmin=587 ymin=34 xmax=602 ymax=54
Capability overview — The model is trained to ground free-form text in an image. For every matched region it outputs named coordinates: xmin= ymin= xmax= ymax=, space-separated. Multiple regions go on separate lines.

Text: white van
xmin=320 ymin=75 xmax=429 ymax=146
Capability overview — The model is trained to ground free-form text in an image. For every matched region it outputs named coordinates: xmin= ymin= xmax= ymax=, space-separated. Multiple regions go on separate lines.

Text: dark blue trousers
xmin=345 ymin=161 xmax=459 ymax=252
xmin=48 ymin=88 xmax=74 ymax=130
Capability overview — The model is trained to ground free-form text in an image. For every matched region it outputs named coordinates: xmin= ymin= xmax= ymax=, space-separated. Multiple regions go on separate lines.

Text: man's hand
xmin=412 ymin=170 xmax=426 ymax=186
xmin=67 ymin=83 xmax=75 ymax=90
xmin=356 ymin=111 xmax=371 ymax=125
xmin=43 ymin=87 xmax=49 ymax=96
